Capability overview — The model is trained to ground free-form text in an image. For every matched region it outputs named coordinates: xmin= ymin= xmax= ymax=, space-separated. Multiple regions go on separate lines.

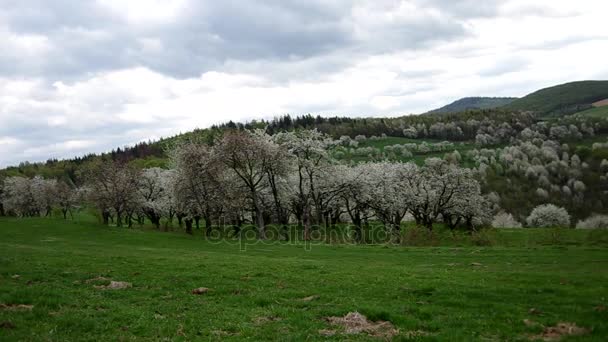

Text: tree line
xmin=1 ymin=129 xmax=491 ymax=241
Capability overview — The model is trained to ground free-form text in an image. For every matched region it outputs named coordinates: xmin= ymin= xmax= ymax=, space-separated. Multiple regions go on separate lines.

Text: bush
xmin=491 ymin=212 xmax=522 ymax=228
xmin=526 ymin=204 xmax=570 ymax=228
xmin=576 ymin=215 xmax=608 ymax=229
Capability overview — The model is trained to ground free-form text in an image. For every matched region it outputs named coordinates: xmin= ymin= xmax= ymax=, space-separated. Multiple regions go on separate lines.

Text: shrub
xmin=576 ymin=215 xmax=608 ymax=229
xmin=526 ymin=204 xmax=570 ymax=228
xmin=491 ymin=212 xmax=522 ymax=228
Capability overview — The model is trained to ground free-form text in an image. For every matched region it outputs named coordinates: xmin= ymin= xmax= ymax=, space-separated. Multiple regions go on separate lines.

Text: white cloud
xmin=96 ymin=0 xmax=188 ymax=24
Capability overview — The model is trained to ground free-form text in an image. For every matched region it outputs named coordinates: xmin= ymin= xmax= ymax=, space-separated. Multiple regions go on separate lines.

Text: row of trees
xmin=1 ymin=130 xmax=491 ymax=241
xmin=0 ymin=176 xmax=78 ymax=219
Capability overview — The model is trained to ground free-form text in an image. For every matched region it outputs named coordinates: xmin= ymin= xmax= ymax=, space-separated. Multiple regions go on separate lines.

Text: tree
xmin=83 ymin=160 xmax=141 ymax=227
xmin=333 ymin=165 xmax=372 ymax=243
xmin=2 ymin=177 xmax=39 ymax=217
xmin=138 ymin=168 xmax=175 ymax=230
xmin=55 ymin=181 xmax=77 ymax=219
xmin=361 ymin=162 xmax=415 ymax=238
xmin=274 ymin=129 xmax=335 ymax=239
xmin=34 ymin=177 xmax=58 ymax=217
xmin=215 ymin=131 xmax=273 ymax=239
xmin=172 ymin=143 xmax=224 ymax=235
xmin=526 ymin=204 xmax=570 ymax=228
xmin=0 ymin=175 xmax=5 ymax=216
xmin=576 ymin=215 xmax=608 ymax=229
xmin=408 ymin=158 xmax=484 ymax=230
xmin=252 ymin=130 xmax=292 ymax=239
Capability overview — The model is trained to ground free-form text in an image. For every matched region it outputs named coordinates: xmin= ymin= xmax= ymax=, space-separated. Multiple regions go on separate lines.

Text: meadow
xmin=1 ymin=217 xmax=608 ymax=341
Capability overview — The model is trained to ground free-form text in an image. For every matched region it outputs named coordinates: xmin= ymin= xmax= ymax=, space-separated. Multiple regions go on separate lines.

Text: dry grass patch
xmin=93 ymin=281 xmax=132 ymax=290
xmin=529 ymin=322 xmax=589 ymax=341
xmin=0 ymin=304 xmax=34 ymax=311
xmin=324 ymin=311 xmax=398 ymax=338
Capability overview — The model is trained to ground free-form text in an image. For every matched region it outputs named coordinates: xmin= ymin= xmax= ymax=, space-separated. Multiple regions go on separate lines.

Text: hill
xmin=425 ymin=97 xmax=517 ymax=114
xmin=505 ymin=80 xmax=608 ymax=116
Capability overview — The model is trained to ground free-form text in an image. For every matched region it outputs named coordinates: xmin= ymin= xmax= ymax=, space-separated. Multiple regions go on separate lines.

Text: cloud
xmin=0 ymin=0 xmax=472 ymax=80
xmin=0 ymin=0 xmax=607 ymax=166
xmin=478 ymin=56 xmax=529 ymax=77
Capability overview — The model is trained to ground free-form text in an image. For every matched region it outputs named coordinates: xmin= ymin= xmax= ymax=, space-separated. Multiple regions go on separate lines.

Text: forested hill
xmin=425 ymin=97 xmax=517 ymax=114
xmin=505 ymin=80 xmax=608 ymax=116
xmin=2 ymin=80 xmax=608 ymax=182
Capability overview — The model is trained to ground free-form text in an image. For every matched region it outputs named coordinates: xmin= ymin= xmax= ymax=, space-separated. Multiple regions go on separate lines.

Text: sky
xmin=1 ymin=0 xmax=608 ymax=167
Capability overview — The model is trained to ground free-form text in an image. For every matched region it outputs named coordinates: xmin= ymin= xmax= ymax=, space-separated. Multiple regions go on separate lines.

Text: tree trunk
xmin=303 ymin=205 xmax=311 ymax=241
xmin=204 ymin=215 xmax=212 ymax=238
xmin=252 ymin=193 xmax=266 ymax=239
xmin=392 ymin=214 xmax=402 ymax=242
xmin=185 ymin=219 xmax=193 ymax=235
xmin=102 ymin=209 xmax=110 ymax=225
xmin=353 ymin=220 xmax=362 ymax=243
xmin=233 ymin=217 xmax=242 ymax=237
xmin=115 ymin=210 xmax=123 ymax=227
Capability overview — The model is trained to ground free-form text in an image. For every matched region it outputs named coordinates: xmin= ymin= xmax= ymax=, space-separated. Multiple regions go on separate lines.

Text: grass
xmin=1 ymin=217 xmax=608 ymax=341
xmin=337 ymin=136 xmax=481 ymax=166
xmin=570 ymin=106 xmax=608 ymax=119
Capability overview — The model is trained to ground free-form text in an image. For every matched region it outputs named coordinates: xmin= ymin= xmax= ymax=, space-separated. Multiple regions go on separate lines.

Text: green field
xmin=1 ymin=218 xmax=608 ymax=341
xmin=338 ymin=136 xmax=480 ymax=166
xmin=570 ymin=106 xmax=608 ymax=119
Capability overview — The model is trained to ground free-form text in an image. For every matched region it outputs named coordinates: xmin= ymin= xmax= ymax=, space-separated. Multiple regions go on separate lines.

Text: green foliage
xmin=426 ymin=97 xmax=517 ymax=114
xmin=570 ymin=105 xmax=608 ymax=119
xmin=506 ymin=80 xmax=608 ymax=116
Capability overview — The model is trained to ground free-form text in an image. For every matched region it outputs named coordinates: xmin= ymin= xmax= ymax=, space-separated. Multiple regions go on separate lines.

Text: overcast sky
xmin=1 ymin=0 xmax=607 ymax=167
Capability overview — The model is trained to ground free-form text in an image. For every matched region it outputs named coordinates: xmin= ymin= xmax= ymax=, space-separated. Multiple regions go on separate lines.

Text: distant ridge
xmin=505 ymin=80 xmax=608 ymax=116
xmin=425 ymin=97 xmax=517 ymax=114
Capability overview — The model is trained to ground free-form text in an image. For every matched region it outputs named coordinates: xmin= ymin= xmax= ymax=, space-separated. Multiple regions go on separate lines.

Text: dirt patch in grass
xmin=300 ymin=295 xmax=319 ymax=302
xmin=324 ymin=311 xmax=398 ymax=338
xmin=94 ymin=281 xmax=132 ymax=290
xmin=0 ymin=304 xmax=34 ymax=311
xmin=403 ymin=330 xmax=432 ymax=338
xmin=529 ymin=322 xmax=589 ymax=341
xmin=253 ymin=316 xmax=282 ymax=325
xmin=191 ymin=287 xmax=210 ymax=295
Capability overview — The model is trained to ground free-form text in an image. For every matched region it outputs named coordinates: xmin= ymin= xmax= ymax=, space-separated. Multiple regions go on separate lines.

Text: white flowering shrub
xmin=526 ymin=204 xmax=570 ymax=228
xmin=576 ymin=215 xmax=608 ymax=229
xmin=535 ymin=188 xmax=548 ymax=198
xmin=491 ymin=212 xmax=522 ymax=228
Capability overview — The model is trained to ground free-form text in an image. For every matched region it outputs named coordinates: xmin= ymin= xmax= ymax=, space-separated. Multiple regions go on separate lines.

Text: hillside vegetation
xmin=569 ymin=105 xmax=608 ymax=119
xmin=426 ymin=97 xmax=517 ymax=114
xmin=2 ymin=80 xmax=608 ymax=231
xmin=506 ymin=80 xmax=608 ymax=116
